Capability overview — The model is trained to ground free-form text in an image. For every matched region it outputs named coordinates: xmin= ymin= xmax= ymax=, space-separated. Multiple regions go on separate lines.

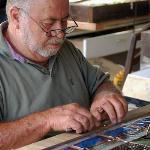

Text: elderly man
xmin=0 ymin=0 xmax=128 ymax=149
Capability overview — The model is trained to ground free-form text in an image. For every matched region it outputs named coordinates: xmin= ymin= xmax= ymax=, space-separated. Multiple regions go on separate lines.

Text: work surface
xmin=18 ymin=105 xmax=150 ymax=150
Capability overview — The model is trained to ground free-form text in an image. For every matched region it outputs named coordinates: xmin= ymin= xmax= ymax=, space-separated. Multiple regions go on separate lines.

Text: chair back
xmin=122 ymin=23 xmax=150 ymax=88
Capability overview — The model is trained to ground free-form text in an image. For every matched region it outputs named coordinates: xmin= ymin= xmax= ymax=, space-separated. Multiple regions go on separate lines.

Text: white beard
xmin=28 ymin=38 xmax=64 ymax=57
xmin=20 ymin=20 xmax=64 ymax=57
xmin=35 ymin=47 xmax=59 ymax=57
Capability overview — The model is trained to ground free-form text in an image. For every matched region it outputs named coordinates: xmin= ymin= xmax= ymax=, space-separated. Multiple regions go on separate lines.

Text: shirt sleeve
xmin=77 ymin=50 xmax=110 ymax=97
xmin=68 ymin=41 xmax=110 ymax=98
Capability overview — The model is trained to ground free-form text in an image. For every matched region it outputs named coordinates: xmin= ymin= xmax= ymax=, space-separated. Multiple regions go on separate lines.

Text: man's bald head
xmin=6 ymin=0 xmax=69 ymax=21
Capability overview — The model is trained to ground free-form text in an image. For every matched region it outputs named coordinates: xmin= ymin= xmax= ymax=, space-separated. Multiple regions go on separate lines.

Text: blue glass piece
xmin=134 ymin=119 xmax=150 ymax=126
xmin=104 ymin=127 xmax=124 ymax=137
xmin=74 ymin=136 xmax=104 ymax=148
xmin=123 ymin=127 xmax=135 ymax=132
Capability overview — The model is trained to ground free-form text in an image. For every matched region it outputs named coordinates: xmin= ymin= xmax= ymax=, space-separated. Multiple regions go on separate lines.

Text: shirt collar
xmin=0 ymin=21 xmax=26 ymax=62
xmin=5 ymin=39 xmax=26 ymax=62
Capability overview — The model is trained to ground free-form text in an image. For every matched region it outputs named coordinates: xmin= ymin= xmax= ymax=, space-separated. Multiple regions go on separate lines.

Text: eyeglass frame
xmin=18 ymin=7 xmax=78 ymax=37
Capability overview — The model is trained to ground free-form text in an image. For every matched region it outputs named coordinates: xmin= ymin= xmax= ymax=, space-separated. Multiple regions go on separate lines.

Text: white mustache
xmin=47 ymin=38 xmax=64 ymax=45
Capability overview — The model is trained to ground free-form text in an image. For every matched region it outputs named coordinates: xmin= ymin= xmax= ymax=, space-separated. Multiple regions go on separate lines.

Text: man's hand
xmin=0 ymin=103 xmax=99 ymax=149
xmin=47 ymin=103 xmax=99 ymax=134
xmin=90 ymin=82 xmax=128 ymax=124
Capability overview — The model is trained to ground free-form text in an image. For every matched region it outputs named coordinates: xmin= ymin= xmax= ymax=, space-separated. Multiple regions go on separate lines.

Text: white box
xmin=122 ymin=68 xmax=150 ymax=101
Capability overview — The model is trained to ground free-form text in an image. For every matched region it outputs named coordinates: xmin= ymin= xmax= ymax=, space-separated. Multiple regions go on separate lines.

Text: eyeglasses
xmin=19 ymin=8 xmax=78 ymax=37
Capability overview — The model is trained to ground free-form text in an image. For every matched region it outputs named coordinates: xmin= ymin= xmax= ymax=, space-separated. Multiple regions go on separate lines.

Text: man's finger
xmin=109 ymin=97 xmax=125 ymax=123
xmin=74 ymin=113 xmax=90 ymax=132
xmin=68 ymin=119 xmax=84 ymax=134
xmin=90 ymin=107 xmax=103 ymax=122
xmin=101 ymin=102 xmax=117 ymax=124
xmin=75 ymin=107 xmax=95 ymax=131
xmin=118 ymin=96 xmax=128 ymax=113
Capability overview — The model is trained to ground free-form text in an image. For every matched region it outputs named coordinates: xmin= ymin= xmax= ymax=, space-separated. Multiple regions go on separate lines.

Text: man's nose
xmin=50 ymin=29 xmax=65 ymax=38
xmin=52 ymin=22 xmax=66 ymax=38
xmin=56 ymin=30 xmax=65 ymax=39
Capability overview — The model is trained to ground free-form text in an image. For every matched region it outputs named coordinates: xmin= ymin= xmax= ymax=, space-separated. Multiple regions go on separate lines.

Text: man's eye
xmin=61 ymin=20 xmax=67 ymax=26
xmin=42 ymin=23 xmax=53 ymax=31
xmin=62 ymin=19 xmax=67 ymax=23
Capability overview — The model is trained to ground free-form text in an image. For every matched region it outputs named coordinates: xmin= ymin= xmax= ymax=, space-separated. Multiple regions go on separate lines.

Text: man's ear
xmin=9 ymin=7 xmax=20 ymax=29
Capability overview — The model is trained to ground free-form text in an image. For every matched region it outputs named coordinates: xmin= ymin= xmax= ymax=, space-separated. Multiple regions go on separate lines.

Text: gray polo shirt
xmin=0 ymin=22 xmax=109 ymax=121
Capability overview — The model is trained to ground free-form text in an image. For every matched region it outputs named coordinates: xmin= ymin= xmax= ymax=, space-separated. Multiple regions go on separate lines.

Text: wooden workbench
xmin=68 ymin=15 xmax=150 ymax=31
xmin=17 ymin=105 xmax=150 ymax=150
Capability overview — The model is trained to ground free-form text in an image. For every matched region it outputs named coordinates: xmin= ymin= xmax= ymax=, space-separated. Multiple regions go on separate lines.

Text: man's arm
xmin=0 ymin=111 xmax=50 ymax=150
xmin=0 ymin=103 xmax=97 ymax=150
xmin=90 ymin=81 xmax=128 ymax=124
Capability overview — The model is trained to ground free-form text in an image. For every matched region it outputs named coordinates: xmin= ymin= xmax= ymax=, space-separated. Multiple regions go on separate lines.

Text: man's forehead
xmin=41 ymin=15 xmax=69 ymax=22
xmin=31 ymin=0 xmax=69 ymax=9
xmin=31 ymin=0 xmax=69 ymax=17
